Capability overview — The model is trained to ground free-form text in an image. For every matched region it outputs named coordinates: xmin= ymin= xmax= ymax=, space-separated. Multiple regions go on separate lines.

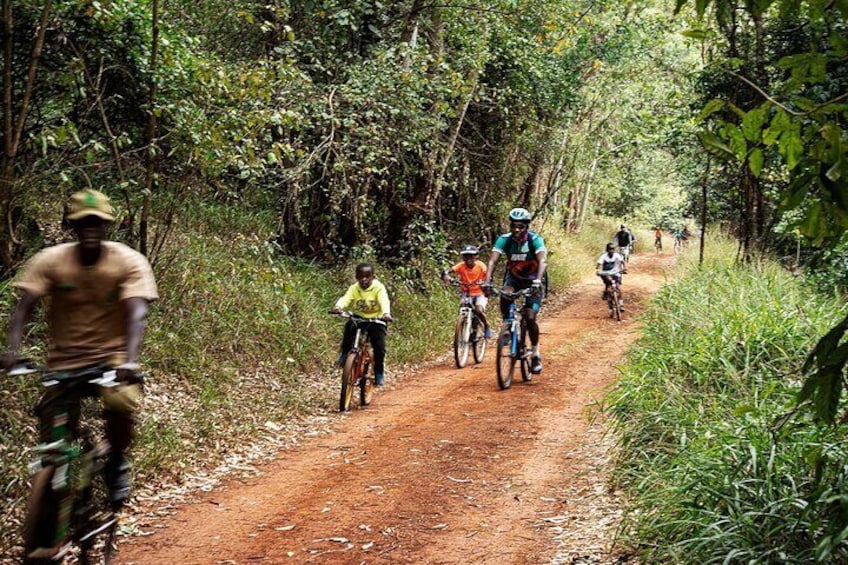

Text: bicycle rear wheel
xmin=340 ymin=352 xmax=358 ymax=412
xmin=454 ymin=313 xmax=471 ymax=368
xmin=22 ymin=465 xmax=59 ymax=565
xmin=472 ymin=316 xmax=487 ymax=363
xmin=359 ymin=351 xmax=374 ymax=407
xmin=496 ymin=327 xmax=515 ymax=390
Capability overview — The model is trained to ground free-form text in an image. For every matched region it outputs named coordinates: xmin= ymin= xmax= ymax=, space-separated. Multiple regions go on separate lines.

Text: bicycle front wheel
xmin=454 ymin=313 xmax=471 ymax=368
xmin=78 ymin=469 xmax=120 ymax=565
xmin=612 ymin=289 xmax=622 ymax=322
xmin=359 ymin=352 xmax=374 ymax=407
xmin=340 ymin=352 xmax=358 ymax=412
xmin=472 ymin=317 xmax=487 ymax=363
xmin=519 ymin=323 xmax=532 ymax=382
xmin=496 ymin=327 xmax=515 ymax=390
xmin=22 ymin=465 xmax=59 ymax=565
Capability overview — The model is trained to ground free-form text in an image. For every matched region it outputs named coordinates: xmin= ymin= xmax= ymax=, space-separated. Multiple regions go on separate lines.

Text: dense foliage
xmin=607 ymin=245 xmax=848 ymax=563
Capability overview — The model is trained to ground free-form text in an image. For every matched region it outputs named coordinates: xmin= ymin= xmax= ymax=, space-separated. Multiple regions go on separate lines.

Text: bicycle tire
xmin=519 ymin=323 xmax=532 ymax=382
xmin=340 ymin=352 xmax=357 ymax=412
xmin=359 ymin=351 xmax=374 ymax=406
xmin=22 ymin=465 xmax=59 ymax=565
xmin=612 ymin=288 xmax=622 ymax=322
xmin=495 ymin=327 xmax=515 ymax=390
xmin=472 ymin=316 xmax=487 ymax=364
xmin=78 ymin=454 xmax=120 ymax=565
xmin=453 ymin=313 xmax=471 ymax=368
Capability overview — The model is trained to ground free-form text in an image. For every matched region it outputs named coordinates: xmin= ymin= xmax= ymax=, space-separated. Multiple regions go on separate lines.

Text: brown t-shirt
xmin=14 ymin=241 xmax=159 ymax=370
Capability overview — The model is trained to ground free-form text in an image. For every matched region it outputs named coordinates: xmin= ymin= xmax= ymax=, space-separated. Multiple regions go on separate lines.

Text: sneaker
xmin=484 ymin=328 xmax=493 ymax=340
xmin=105 ymin=455 xmax=131 ymax=509
xmin=530 ymin=354 xmax=543 ymax=374
xmin=374 ymin=372 xmax=385 ymax=386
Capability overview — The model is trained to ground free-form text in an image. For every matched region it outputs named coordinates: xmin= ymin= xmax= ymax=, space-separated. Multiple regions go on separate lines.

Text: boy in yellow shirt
xmin=331 ymin=262 xmax=393 ymax=385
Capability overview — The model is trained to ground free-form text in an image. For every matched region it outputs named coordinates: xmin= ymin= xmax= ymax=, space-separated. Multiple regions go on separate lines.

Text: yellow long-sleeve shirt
xmin=334 ymin=279 xmax=391 ymax=319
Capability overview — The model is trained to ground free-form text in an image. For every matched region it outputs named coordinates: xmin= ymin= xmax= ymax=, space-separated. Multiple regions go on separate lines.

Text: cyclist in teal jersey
xmin=483 ymin=208 xmax=547 ymax=374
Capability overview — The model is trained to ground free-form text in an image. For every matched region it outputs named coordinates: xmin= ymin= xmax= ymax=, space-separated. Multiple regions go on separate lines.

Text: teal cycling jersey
xmin=493 ymin=231 xmax=546 ymax=280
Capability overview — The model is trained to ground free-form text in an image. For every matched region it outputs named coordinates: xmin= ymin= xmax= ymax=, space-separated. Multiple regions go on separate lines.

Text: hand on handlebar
xmin=115 ymin=362 xmax=141 ymax=382
xmin=531 ymin=279 xmax=543 ymax=291
xmin=381 ymin=313 xmax=394 ymax=323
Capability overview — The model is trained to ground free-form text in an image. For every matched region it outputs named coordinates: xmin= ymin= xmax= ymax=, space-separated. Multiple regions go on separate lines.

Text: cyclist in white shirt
xmin=596 ymin=243 xmax=626 ymax=311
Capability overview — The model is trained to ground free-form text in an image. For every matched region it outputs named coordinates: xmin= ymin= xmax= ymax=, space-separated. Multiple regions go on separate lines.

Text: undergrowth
xmin=606 ymin=239 xmax=848 ymax=563
xmin=0 ymin=206 xmax=608 ymax=556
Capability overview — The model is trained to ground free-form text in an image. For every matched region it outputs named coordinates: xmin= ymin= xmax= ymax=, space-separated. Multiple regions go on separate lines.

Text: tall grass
xmin=606 ymin=244 xmax=848 ymax=563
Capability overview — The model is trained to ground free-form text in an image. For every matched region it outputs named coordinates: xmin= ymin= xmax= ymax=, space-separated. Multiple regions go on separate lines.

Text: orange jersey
xmin=451 ymin=260 xmax=487 ymax=296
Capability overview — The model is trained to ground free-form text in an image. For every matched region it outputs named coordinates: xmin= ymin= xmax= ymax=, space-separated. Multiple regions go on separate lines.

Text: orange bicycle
xmin=330 ymin=312 xmax=386 ymax=412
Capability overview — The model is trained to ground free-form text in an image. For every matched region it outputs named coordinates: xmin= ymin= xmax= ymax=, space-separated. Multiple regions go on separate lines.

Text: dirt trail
xmin=117 ymin=252 xmax=674 ymax=565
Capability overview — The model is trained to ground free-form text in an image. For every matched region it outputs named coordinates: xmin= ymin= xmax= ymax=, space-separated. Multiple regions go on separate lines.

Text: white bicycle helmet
xmin=460 ymin=245 xmax=479 ymax=255
xmin=508 ymin=208 xmax=533 ymax=222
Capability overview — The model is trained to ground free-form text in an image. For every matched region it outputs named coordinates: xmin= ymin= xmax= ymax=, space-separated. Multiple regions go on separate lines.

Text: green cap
xmin=67 ymin=190 xmax=115 ymax=221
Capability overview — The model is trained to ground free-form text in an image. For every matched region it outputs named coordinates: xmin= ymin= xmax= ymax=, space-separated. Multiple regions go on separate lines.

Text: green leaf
xmin=779 ymin=129 xmax=804 ymax=170
xmin=696 ymin=99 xmax=725 ymax=123
xmin=697 ymin=131 xmax=735 ymax=160
xmin=725 ymin=124 xmax=747 ymax=161
xmin=742 ymin=107 xmax=767 ymax=142
xmin=748 ymin=148 xmax=764 ymax=177
xmin=682 ymin=29 xmax=708 ymax=40
xmin=799 ymin=200 xmax=824 ymax=243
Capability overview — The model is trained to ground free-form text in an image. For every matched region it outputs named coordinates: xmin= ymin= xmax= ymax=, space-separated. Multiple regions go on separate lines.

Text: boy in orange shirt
xmin=442 ymin=245 xmax=492 ymax=339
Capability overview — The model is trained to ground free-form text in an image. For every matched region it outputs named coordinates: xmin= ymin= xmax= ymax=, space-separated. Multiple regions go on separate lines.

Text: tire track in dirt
xmin=117 ymin=253 xmax=674 ymax=564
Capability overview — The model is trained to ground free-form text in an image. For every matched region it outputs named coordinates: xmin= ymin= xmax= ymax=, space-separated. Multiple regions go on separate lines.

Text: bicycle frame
xmin=332 ymin=312 xmax=385 ymax=411
xmin=21 ymin=366 xmax=122 ymax=563
xmin=493 ymin=287 xmax=535 ymax=389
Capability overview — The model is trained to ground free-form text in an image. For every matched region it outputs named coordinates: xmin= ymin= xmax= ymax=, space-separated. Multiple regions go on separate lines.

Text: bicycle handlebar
xmin=3 ymin=360 xmax=143 ymax=387
xmin=488 ymin=287 xmax=536 ymax=300
xmin=328 ymin=310 xmax=390 ymax=325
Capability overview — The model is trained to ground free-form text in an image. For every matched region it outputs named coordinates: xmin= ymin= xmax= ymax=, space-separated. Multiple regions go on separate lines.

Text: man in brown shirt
xmin=3 ymin=189 xmax=158 ymax=507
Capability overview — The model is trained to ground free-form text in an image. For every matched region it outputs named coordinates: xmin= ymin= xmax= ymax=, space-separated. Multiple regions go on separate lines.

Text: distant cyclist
xmin=596 ymin=243 xmax=626 ymax=312
xmin=330 ymin=262 xmax=393 ymax=386
xmin=2 ymin=189 xmax=158 ymax=509
xmin=483 ymin=207 xmax=547 ymax=374
xmin=653 ymin=227 xmax=663 ymax=252
xmin=442 ymin=245 xmax=492 ymax=339
xmin=613 ymin=223 xmax=636 ymax=261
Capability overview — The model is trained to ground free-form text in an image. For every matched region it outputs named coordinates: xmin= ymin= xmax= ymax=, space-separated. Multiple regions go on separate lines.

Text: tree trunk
xmin=0 ymin=0 xmax=52 ymax=271
xmin=140 ymin=0 xmax=160 ymax=257
xmin=575 ymin=141 xmax=601 ymax=232
xmin=699 ymin=159 xmax=709 ymax=266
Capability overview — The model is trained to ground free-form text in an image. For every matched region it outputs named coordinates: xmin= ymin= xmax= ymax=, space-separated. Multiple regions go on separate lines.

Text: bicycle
xmin=654 ymin=235 xmax=662 ymax=253
xmin=673 ymin=236 xmax=683 ymax=254
xmin=490 ymin=287 xmax=536 ymax=390
xmin=448 ymin=280 xmax=488 ymax=368
xmin=598 ymin=271 xmax=624 ymax=322
xmin=330 ymin=312 xmax=385 ymax=412
xmin=7 ymin=362 xmax=136 ymax=565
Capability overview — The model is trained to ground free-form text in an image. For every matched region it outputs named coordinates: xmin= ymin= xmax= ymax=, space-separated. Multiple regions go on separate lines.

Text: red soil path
xmin=116 ymin=252 xmax=673 ymax=564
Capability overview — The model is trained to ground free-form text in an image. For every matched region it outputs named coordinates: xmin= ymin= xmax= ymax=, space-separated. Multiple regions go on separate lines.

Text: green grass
xmin=605 ymin=239 xmax=848 ymax=564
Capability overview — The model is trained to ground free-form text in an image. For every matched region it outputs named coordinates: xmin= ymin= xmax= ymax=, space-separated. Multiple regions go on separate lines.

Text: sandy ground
xmin=115 ymin=252 xmax=674 ymax=565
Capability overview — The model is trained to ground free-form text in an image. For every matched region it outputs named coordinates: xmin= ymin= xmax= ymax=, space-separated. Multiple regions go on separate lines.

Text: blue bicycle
xmin=492 ymin=287 xmax=535 ymax=390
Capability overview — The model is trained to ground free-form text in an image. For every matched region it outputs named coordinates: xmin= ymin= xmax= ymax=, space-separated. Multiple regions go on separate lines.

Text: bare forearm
xmin=124 ymin=298 xmax=150 ymax=364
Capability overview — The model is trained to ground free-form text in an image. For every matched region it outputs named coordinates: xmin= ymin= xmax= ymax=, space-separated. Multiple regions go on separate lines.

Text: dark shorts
xmin=502 ymin=273 xmax=544 ymax=313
